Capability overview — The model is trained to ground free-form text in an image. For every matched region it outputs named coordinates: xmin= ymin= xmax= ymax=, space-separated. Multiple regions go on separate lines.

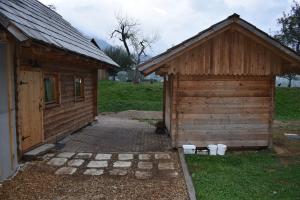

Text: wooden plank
xmin=19 ymin=70 xmax=43 ymax=151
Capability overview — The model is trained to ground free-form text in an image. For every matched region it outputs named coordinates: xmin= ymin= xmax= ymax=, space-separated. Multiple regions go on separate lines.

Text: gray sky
xmin=39 ymin=0 xmax=298 ymax=55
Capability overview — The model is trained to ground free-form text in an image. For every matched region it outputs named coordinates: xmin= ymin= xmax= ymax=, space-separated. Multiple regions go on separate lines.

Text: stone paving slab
xmin=109 ymin=169 xmax=128 ymax=176
xmin=95 ymin=154 xmax=112 ymax=160
xmin=67 ymin=159 xmax=85 ymax=167
xmin=55 ymin=167 xmax=77 ymax=175
xmin=45 ymin=152 xmax=179 ymax=180
xmin=84 ymin=169 xmax=104 ymax=176
xmin=155 ymin=153 xmax=171 ymax=160
xmin=135 ymin=171 xmax=152 ymax=180
xmin=138 ymin=154 xmax=151 ymax=160
xmin=118 ymin=154 xmax=134 ymax=160
xmin=47 ymin=158 xmax=68 ymax=166
xmin=113 ymin=161 xmax=132 ymax=168
xmin=87 ymin=161 xmax=108 ymax=168
xmin=138 ymin=162 xmax=153 ymax=170
xmin=158 ymin=162 xmax=175 ymax=170
xmin=43 ymin=153 xmax=55 ymax=160
xmin=24 ymin=144 xmax=55 ymax=157
xmin=57 ymin=152 xmax=75 ymax=158
xmin=75 ymin=153 xmax=93 ymax=159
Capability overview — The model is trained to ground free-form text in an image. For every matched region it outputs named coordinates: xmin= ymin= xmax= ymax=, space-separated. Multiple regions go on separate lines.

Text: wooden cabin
xmin=0 ymin=0 xmax=117 ymax=180
xmin=139 ymin=14 xmax=300 ymax=148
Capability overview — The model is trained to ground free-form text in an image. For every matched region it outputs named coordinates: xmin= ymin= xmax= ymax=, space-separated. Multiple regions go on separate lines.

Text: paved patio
xmin=59 ymin=112 xmax=171 ymax=152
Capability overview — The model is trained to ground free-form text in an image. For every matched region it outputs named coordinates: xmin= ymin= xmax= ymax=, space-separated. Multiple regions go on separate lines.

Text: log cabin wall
xmin=161 ymin=28 xmax=283 ymax=148
xmin=174 ymin=75 xmax=273 ymax=147
xmin=43 ymin=68 xmax=97 ymax=140
xmin=17 ymin=46 xmax=99 ymax=144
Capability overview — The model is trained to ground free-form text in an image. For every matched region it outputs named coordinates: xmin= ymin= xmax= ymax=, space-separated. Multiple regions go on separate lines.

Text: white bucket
xmin=217 ymin=144 xmax=227 ymax=155
xmin=207 ymin=144 xmax=217 ymax=155
xmin=182 ymin=144 xmax=196 ymax=154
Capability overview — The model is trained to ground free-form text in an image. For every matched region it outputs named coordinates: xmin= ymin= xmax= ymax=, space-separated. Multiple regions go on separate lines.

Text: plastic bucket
xmin=182 ymin=145 xmax=196 ymax=154
xmin=217 ymin=144 xmax=227 ymax=155
xmin=207 ymin=145 xmax=217 ymax=155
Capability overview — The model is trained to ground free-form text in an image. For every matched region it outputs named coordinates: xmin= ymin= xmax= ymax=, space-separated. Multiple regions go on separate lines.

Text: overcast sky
xmin=39 ymin=0 xmax=298 ymax=55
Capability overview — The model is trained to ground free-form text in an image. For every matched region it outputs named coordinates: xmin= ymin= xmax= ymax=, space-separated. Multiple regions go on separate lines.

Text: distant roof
xmin=139 ymin=13 xmax=300 ymax=75
xmin=0 ymin=0 xmax=118 ymax=67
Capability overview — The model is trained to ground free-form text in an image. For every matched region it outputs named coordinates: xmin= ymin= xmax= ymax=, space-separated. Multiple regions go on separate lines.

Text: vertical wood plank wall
xmin=164 ymin=77 xmax=171 ymax=132
xmin=98 ymin=69 xmax=108 ymax=80
xmin=169 ymin=75 xmax=272 ymax=147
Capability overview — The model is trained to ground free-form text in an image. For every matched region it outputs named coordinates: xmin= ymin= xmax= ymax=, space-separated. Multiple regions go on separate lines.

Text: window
xmin=75 ymin=76 xmax=84 ymax=99
xmin=44 ymin=74 xmax=59 ymax=105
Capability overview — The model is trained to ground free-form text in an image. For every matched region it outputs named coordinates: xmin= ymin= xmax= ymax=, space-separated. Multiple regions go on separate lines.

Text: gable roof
xmin=139 ymin=14 xmax=300 ymax=75
xmin=0 ymin=0 xmax=118 ymax=67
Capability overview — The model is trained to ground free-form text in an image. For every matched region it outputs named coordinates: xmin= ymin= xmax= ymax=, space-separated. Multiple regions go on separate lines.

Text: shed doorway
xmin=19 ymin=70 xmax=43 ymax=151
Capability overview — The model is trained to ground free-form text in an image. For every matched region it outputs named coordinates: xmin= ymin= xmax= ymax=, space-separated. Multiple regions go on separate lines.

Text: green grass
xmin=275 ymin=87 xmax=300 ymax=120
xmin=186 ymin=152 xmax=300 ymax=200
xmin=98 ymin=80 xmax=163 ymax=112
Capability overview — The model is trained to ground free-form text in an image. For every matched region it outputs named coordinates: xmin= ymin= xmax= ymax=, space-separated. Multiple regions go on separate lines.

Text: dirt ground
xmin=0 ymin=152 xmax=188 ymax=200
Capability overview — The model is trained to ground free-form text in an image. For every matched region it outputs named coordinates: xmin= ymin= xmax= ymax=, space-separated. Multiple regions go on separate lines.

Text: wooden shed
xmin=0 ymin=0 xmax=118 ymax=160
xmin=139 ymin=14 xmax=300 ymax=148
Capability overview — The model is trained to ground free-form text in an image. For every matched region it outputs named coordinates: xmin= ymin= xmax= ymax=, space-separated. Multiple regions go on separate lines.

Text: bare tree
xmin=110 ymin=15 xmax=138 ymax=57
xmin=110 ymin=14 xmax=158 ymax=83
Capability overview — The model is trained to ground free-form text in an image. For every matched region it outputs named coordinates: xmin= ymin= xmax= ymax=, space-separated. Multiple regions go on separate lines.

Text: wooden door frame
xmin=17 ymin=68 xmax=44 ymax=152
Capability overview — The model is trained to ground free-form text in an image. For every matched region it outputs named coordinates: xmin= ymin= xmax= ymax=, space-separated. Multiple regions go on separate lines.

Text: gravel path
xmin=0 ymin=152 xmax=188 ymax=200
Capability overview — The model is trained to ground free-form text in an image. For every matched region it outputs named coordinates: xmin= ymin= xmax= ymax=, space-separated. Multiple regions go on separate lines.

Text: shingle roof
xmin=0 ymin=0 xmax=118 ymax=67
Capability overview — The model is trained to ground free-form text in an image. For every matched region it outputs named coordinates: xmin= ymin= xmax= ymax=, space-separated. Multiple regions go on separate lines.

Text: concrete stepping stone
xmin=118 ymin=154 xmax=134 ymax=160
xmin=95 ymin=154 xmax=112 ymax=160
xmin=24 ymin=144 xmax=55 ymax=158
xmin=135 ymin=171 xmax=152 ymax=180
xmin=113 ymin=161 xmax=132 ymax=168
xmin=57 ymin=152 xmax=75 ymax=158
xmin=155 ymin=153 xmax=171 ymax=160
xmin=47 ymin=158 xmax=68 ymax=166
xmin=67 ymin=159 xmax=85 ymax=167
xmin=109 ymin=169 xmax=128 ymax=176
xmin=158 ymin=162 xmax=175 ymax=170
xmin=75 ymin=153 xmax=93 ymax=159
xmin=87 ymin=161 xmax=108 ymax=168
xmin=138 ymin=162 xmax=153 ymax=170
xmin=84 ymin=169 xmax=104 ymax=176
xmin=55 ymin=167 xmax=77 ymax=175
xmin=138 ymin=154 xmax=151 ymax=160
xmin=43 ymin=153 xmax=55 ymax=160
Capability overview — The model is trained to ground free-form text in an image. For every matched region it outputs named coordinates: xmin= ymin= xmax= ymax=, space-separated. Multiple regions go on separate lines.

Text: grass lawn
xmin=185 ymin=152 xmax=300 ymax=200
xmin=275 ymin=87 xmax=300 ymax=120
xmin=98 ymin=80 xmax=163 ymax=112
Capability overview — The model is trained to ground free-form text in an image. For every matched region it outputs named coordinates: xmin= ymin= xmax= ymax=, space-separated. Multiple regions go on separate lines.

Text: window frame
xmin=74 ymin=75 xmax=85 ymax=101
xmin=43 ymin=73 xmax=60 ymax=107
